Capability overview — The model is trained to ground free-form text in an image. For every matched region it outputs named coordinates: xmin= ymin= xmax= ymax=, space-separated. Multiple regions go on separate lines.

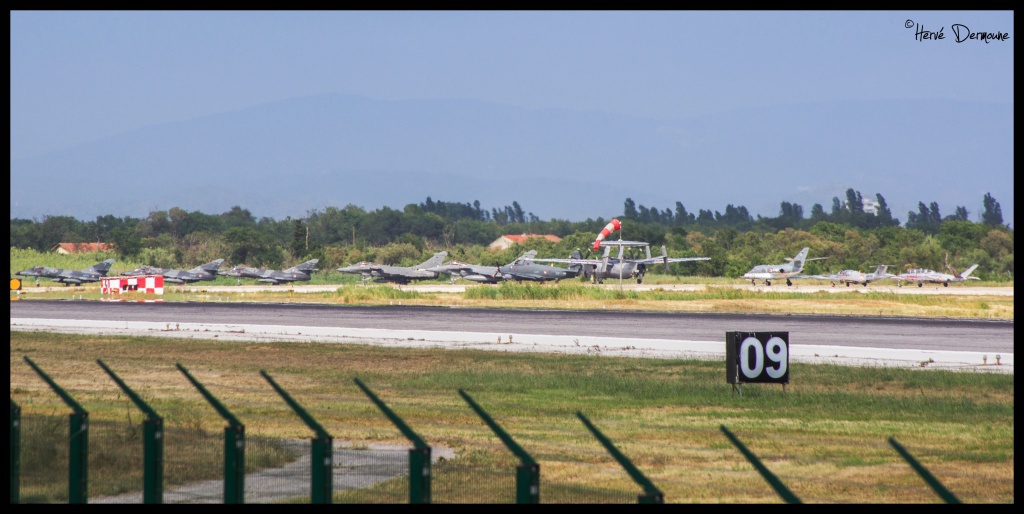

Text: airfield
xmin=10 ymin=289 xmax=1014 ymax=374
xmin=18 ymin=282 xmax=1014 ymax=296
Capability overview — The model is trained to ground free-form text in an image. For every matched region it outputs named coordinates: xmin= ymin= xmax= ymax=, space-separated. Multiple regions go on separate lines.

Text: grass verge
xmin=10 ymin=331 xmax=1014 ymax=503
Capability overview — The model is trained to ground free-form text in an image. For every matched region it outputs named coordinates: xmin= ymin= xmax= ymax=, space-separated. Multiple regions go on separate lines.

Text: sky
xmin=10 ymin=10 xmax=1014 ymax=220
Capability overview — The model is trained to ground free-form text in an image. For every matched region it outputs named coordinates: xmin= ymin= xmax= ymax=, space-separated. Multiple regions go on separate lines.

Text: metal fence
xmin=11 ymin=358 xmax=963 ymax=504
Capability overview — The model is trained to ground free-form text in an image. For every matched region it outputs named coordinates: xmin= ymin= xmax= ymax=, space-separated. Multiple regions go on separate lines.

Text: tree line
xmin=8 ymin=191 xmax=1012 ymax=281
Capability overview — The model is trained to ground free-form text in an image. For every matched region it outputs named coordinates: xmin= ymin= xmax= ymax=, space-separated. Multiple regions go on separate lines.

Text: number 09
xmin=739 ymin=336 xmax=788 ymax=379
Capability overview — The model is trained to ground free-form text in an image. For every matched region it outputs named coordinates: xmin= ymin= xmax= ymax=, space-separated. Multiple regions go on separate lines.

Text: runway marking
xmin=11 ymin=318 xmax=1012 ymax=374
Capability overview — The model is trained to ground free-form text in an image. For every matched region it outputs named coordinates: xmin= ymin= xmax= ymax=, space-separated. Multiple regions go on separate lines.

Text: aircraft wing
xmin=163 ymin=277 xmax=186 ymax=284
xmin=530 ymin=257 xmax=605 ymax=265
xmin=635 ymin=257 xmax=710 ymax=265
xmin=807 ymin=274 xmax=837 ymax=280
xmin=597 ymin=240 xmax=652 ymax=248
xmin=786 ymin=272 xmax=819 ymax=280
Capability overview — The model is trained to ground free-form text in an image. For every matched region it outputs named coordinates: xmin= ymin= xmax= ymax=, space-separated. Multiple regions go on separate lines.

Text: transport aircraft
xmin=742 ymin=247 xmax=826 ymax=286
xmin=219 ymin=259 xmax=320 ymax=285
xmin=809 ymin=265 xmax=895 ymax=287
xmin=15 ymin=259 xmax=115 ymax=286
xmin=336 ymin=252 xmax=448 ymax=285
xmin=893 ymin=263 xmax=980 ymax=287
xmin=121 ymin=259 xmax=224 ymax=284
xmin=531 ymin=240 xmax=709 ymax=284
xmin=497 ymin=250 xmax=583 ymax=282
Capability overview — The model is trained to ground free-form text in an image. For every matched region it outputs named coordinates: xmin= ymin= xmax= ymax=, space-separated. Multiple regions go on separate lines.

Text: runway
xmin=10 ymin=300 xmax=1013 ymax=374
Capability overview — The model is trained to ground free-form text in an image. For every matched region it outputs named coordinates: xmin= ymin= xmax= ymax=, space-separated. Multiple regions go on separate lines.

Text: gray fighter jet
xmin=121 ymin=259 xmax=225 ymax=284
xmin=337 ymin=252 xmax=448 ymax=285
xmin=16 ymin=258 xmax=115 ymax=287
xmin=497 ymin=250 xmax=583 ymax=283
xmin=424 ymin=259 xmax=503 ymax=284
xmin=219 ymin=259 xmax=319 ymax=285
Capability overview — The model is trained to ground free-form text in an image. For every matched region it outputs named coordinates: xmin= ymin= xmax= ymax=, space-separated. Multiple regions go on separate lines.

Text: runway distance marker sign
xmin=726 ymin=332 xmax=790 ymax=385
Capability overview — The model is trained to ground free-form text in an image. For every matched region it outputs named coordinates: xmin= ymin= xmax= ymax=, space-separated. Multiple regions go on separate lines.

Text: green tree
xmin=291 ymin=219 xmax=307 ymax=258
xmin=982 ymin=192 xmax=1004 ymax=226
xmin=623 ymin=198 xmax=638 ymax=220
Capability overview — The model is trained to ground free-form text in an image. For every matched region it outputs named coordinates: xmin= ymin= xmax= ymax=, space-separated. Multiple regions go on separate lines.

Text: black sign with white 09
xmin=725 ymin=332 xmax=790 ymax=384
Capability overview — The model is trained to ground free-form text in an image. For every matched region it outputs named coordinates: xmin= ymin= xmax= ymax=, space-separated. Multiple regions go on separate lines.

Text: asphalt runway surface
xmin=10 ymin=300 xmax=1014 ymax=373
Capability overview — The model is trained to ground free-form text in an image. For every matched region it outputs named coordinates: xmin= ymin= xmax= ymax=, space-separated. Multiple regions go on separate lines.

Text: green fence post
xmin=888 ymin=437 xmax=961 ymax=504
xmin=577 ymin=411 xmax=663 ymax=504
xmin=459 ymin=389 xmax=539 ymax=503
xmin=354 ymin=378 xmax=431 ymax=504
xmin=23 ymin=356 xmax=90 ymax=504
xmin=260 ymin=370 xmax=333 ymax=504
xmin=720 ymin=425 xmax=801 ymax=504
xmin=10 ymin=399 xmax=20 ymax=505
xmin=176 ymin=363 xmax=246 ymax=504
xmin=97 ymin=359 xmax=163 ymax=504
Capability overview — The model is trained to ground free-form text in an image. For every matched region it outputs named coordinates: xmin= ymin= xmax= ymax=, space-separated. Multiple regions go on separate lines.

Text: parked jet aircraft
xmin=531 ymin=240 xmax=709 ymax=284
xmin=809 ymin=265 xmax=895 ymax=287
xmin=424 ymin=259 xmax=502 ymax=284
xmin=121 ymin=259 xmax=225 ymax=284
xmin=497 ymin=250 xmax=583 ymax=283
xmin=742 ymin=247 xmax=826 ymax=286
xmin=893 ymin=264 xmax=980 ymax=287
xmin=336 ymin=252 xmax=448 ymax=284
xmin=219 ymin=259 xmax=320 ymax=285
xmin=15 ymin=259 xmax=115 ymax=286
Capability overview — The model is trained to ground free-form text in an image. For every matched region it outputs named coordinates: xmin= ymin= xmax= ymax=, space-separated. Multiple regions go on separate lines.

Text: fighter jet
xmin=894 ymin=263 xmax=980 ymax=287
xmin=336 ymin=252 xmax=448 ymax=285
xmin=424 ymin=259 xmax=502 ymax=284
xmin=15 ymin=259 xmax=115 ymax=287
xmin=497 ymin=250 xmax=583 ymax=283
xmin=532 ymin=240 xmax=709 ymax=284
xmin=810 ymin=265 xmax=895 ymax=287
xmin=219 ymin=259 xmax=320 ymax=285
xmin=742 ymin=247 xmax=827 ymax=286
xmin=121 ymin=259 xmax=225 ymax=284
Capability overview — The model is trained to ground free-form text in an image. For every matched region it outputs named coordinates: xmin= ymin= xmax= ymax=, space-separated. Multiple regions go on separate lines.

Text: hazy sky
xmin=10 ymin=11 xmax=1015 ymax=229
xmin=11 ymin=10 xmax=1013 ymax=159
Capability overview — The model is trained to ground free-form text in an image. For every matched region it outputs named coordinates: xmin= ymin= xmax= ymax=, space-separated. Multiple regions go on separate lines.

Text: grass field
xmin=9 ymin=331 xmax=1014 ymax=503
xmin=12 ymin=281 xmax=1015 ymax=320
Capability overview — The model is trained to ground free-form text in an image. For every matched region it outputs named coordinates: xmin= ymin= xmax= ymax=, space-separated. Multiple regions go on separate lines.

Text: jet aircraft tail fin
xmin=290 ymin=259 xmax=320 ymax=273
xmin=89 ymin=259 xmax=116 ymax=276
xmin=199 ymin=258 xmax=225 ymax=272
xmin=950 ymin=263 xmax=980 ymax=279
xmin=417 ymin=252 xmax=448 ymax=269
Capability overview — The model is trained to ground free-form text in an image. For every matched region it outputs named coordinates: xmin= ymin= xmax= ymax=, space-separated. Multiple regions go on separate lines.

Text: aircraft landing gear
xmin=943 ymin=282 xmax=949 ymax=287
xmin=750 ymin=279 xmax=756 ymax=286
xmin=786 ymin=279 xmax=792 ymax=286
xmin=918 ymin=283 xmax=923 ymax=287
xmin=636 ymin=277 xmax=643 ymax=284
xmin=765 ymin=280 xmax=771 ymax=286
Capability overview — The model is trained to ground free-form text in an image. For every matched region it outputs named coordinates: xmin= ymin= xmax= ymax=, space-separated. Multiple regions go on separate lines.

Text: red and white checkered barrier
xmin=102 ymin=275 xmax=164 ymax=295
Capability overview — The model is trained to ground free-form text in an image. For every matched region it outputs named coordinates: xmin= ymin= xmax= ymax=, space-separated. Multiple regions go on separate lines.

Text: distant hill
xmin=10 ymin=94 xmax=1013 ymax=226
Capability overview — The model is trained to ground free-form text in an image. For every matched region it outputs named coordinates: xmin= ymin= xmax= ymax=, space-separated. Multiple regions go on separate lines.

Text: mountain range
xmin=10 ymin=94 xmax=1013 ymax=227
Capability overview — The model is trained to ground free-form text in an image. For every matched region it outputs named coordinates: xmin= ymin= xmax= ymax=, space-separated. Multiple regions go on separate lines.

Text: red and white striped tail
xmin=102 ymin=275 xmax=165 ymax=295
xmin=593 ymin=218 xmax=622 ymax=250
